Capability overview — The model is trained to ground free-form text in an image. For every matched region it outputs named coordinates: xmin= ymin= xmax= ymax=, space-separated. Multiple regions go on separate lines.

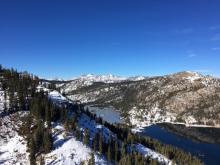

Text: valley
xmin=1 ymin=66 xmax=220 ymax=165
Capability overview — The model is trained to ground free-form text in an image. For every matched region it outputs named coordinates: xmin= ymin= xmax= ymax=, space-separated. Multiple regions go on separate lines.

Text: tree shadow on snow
xmin=53 ymin=136 xmax=72 ymax=149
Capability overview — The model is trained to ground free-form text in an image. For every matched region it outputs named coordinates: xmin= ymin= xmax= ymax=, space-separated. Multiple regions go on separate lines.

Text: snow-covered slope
xmin=61 ymin=74 xmax=126 ymax=93
xmin=45 ymin=90 xmax=173 ymax=165
xmin=0 ymin=112 xmax=29 ymax=165
xmin=60 ymin=74 xmax=147 ymax=94
xmin=0 ymin=85 xmax=29 ymax=164
xmin=44 ymin=123 xmax=108 ymax=165
xmin=136 ymin=144 xmax=172 ymax=165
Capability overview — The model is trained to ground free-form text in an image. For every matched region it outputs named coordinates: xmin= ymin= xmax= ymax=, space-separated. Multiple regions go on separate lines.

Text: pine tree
xmin=99 ymin=133 xmax=103 ymax=154
xmin=119 ymin=155 xmax=127 ymax=165
xmin=39 ymin=156 xmax=45 ymax=165
xmin=45 ymin=104 xmax=51 ymax=123
xmin=3 ymin=90 xmax=7 ymax=112
xmin=75 ymin=129 xmax=81 ymax=141
xmin=93 ymin=133 xmax=98 ymax=151
xmin=84 ymin=129 xmax=90 ymax=146
xmin=43 ymin=129 xmax=53 ymax=153
xmin=70 ymin=117 xmax=77 ymax=131
xmin=127 ymin=132 xmax=134 ymax=144
xmin=114 ymin=141 xmax=119 ymax=162
xmin=127 ymin=155 xmax=132 ymax=165
xmin=121 ymin=143 xmax=127 ymax=158
xmin=18 ymin=86 xmax=25 ymax=111
xmin=35 ymin=119 xmax=44 ymax=151
xmin=9 ymin=90 xmax=15 ymax=112
xmin=107 ymin=144 xmax=112 ymax=162
xmin=64 ymin=120 xmax=70 ymax=132
xmin=29 ymin=137 xmax=36 ymax=165
xmin=150 ymin=159 xmax=158 ymax=165
xmin=89 ymin=152 xmax=95 ymax=165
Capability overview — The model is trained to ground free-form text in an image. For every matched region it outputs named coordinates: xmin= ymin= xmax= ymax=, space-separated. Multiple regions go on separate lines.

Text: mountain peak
xmin=77 ymin=74 xmax=126 ymax=82
xmin=170 ymin=71 xmax=203 ymax=80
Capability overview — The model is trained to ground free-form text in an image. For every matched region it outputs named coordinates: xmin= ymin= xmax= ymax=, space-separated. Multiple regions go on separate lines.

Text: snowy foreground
xmin=0 ymin=89 xmax=173 ymax=165
xmin=0 ymin=112 xmax=29 ymax=165
xmin=0 ymin=88 xmax=29 ymax=164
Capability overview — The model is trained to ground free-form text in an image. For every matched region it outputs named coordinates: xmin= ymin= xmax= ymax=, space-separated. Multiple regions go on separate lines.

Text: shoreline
xmin=132 ymin=121 xmax=220 ymax=133
xmin=155 ymin=121 xmax=220 ymax=129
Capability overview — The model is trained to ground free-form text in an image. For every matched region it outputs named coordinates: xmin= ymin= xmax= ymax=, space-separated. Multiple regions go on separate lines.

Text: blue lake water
xmin=89 ymin=107 xmax=220 ymax=165
xmin=89 ymin=107 xmax=124 ymax=124
xmin=141 ymin=125 xmax=220 ymax=165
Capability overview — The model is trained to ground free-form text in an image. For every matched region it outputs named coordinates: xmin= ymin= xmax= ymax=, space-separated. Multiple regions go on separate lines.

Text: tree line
xmin=0 ymin=65 xmax=39 ymax=115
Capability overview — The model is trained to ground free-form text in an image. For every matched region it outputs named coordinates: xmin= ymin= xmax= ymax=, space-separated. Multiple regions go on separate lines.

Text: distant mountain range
xmin=49 ymin=71 xmax=220 ymax=128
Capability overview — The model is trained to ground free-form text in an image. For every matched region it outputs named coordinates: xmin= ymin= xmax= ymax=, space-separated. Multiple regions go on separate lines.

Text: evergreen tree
xmin=150 ymin=159 xmax=158 ymax=165
xmin=89 ymin=152 xmax=95 ymax=165
xmin=29 ymin=137 xmax=36 ymax=165
xmin=3 ymin=90 xmax=7 ymax=112
xmin=127 ymin=132 xmax=134 ymax=144
xmin=45 ymin=104 xmax=51 ymax=123
xmin=127 ymin=155 xmax=132 ymax=165
xmin=98 ymin=133 xmax=103 ymax=154
xmin=84 ymin=129 xmax=90 ymax=146
xmin=9 ymin=91 xmax=15 ymax=112
xmin=121 ymin=143 xmax=127 ymax=158
xmin=107 ymin=144 xmax=112 ymax=162
xmin=18 ymin=86 xmax=25 ymax=111
xmin=70 ymin=117 xmax=77 ymax=131
xmin=35 ymin=120 xmax=44 ymax=151
xmin=39 ymin=156 xmax=45 ymax=165
xmin=93 ymin=133 xmax=98 ymax=151
xmin=114 ymin=141 xmax=119 ymax=162
xmin=43 ymin=129 xmax=53 ymax=153
xmin=64 ymin=120 xmax=70 ymax=132
xmin=75 ymin=129 xmax=81 ymax=141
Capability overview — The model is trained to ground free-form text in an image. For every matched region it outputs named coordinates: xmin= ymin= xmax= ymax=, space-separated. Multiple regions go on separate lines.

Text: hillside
xmin=59 ymin=71 xmax=220 ymax=128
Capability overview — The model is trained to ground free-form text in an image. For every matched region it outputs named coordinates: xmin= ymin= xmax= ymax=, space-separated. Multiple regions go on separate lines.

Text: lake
xmin=88 ymin=107 xmax=220 ymax=165
xmin=87 ymin=106 xmax=124 ymax=124
xmin=141 ymin=124 xmax=220 ymax=165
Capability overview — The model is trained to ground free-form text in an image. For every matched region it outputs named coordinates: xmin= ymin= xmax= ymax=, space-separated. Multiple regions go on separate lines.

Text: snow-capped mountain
xmin=60 ymin=74 xmax=146 ymax=93
xmin=76 ymin=74 xmax=126 ymax=82
xmin=58 ymin=71 xmax=220 ymax=128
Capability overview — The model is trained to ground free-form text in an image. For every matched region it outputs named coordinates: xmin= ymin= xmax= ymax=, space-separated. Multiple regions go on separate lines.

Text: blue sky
xmin=0 ymin=0 xmax=220 ymax=79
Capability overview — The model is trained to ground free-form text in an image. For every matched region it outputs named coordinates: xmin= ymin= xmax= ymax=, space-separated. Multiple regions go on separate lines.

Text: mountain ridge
xmin=53 ymin=71 xmax=220 ymax=128
xmin=45 ymin=71 xmax=219 ymax=85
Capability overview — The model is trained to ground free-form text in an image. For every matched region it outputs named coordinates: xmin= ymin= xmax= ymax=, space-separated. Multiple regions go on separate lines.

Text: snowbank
xmin=136 ymin=144 xmax=173 ymax=165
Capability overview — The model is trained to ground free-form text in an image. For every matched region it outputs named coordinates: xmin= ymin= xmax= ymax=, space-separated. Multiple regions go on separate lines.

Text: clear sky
xmin=0 ymin=0 xmax=220 ymax=79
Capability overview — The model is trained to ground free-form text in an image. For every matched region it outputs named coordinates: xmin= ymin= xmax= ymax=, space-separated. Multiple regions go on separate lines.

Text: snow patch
xmin=0 ymin=112 xmax=29 ymax=165
xmin=49 ymin=90 xmax=67 ymax=101
xmin=136 ymin=144 xmax=173 ymax=165
xmin=45 ymin=123 xmax=108 ymax=165
xmin=130 ymin=106 xmax=176 ymax=132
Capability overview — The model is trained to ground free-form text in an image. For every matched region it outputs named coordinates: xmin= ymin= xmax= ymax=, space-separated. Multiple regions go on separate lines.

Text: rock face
xmin=58 ymin=71 xmax=220 ymax=127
